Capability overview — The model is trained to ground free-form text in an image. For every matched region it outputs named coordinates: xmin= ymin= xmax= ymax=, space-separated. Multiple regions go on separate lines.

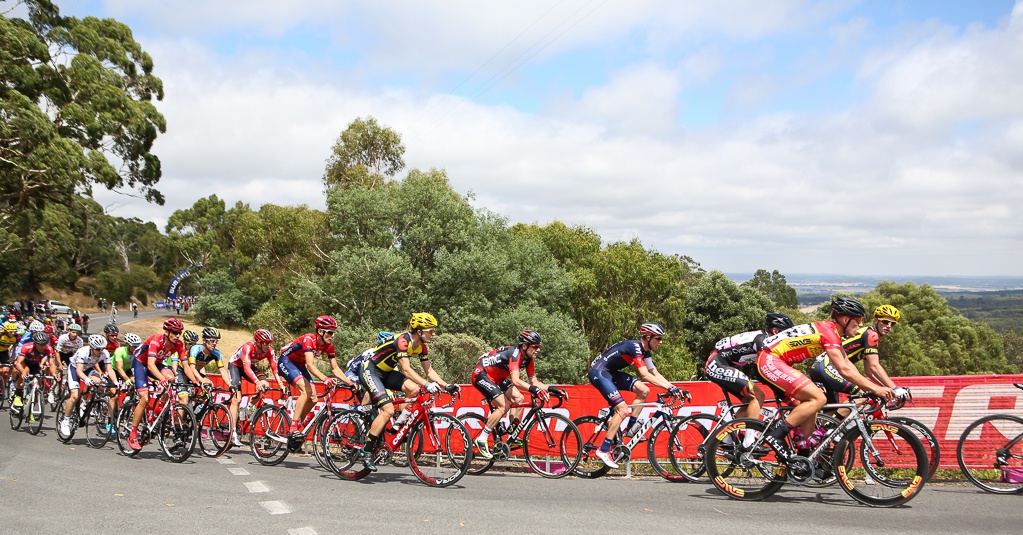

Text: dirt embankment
xmin=118 ymin=316 xmax=254 ymax=353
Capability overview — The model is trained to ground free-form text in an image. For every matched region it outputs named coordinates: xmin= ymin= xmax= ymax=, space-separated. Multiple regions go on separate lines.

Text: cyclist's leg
xmin=707 ymin=354 xmax=761 ymax=420
xmin=472 ymin=369 xmax=506 ymax=431
xmin=503 ymin=379 xmax=524 ymax=425
xmin=810 ymin=355 xmax=857 ymax=417
xmin=588 ymin=366 xmax=629 ymax=443
xmin=757 ymin=351 xmax=824 ymax=437
xmin=130 ymin=358 xmax=150 ymax=428
xmin=64 ymin=366 xmax=83 ymax=419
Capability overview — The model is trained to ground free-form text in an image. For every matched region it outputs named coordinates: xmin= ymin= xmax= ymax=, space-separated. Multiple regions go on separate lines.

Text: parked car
xmin=42 ymin=300 xmax=71 ymax=314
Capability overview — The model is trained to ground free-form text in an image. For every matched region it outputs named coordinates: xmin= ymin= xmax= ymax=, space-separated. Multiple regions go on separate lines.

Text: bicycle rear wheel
xmin=0 ymin=374 xmax=7 ymax=410
xmin=27 ymin=386 xmax=44 ymax=435
xmin=704 ymin=418 xmax=786 ymax=501
xmin=408 ymin=412 xmax=471 ymax=487
xmin=458 ymin=413 xmax=496 ymax=475
xmin=322 ymin=410 xmax=370 ymax=480
xmin=833 ymin=420 xmax=928 ymax=506
xmin=662 ymin=413 xmax=716 ymax=482
xmin=198 ymin=403 xmax=232 ymax=458
xmin=250 ymin=405 xmax=291 ymax=466
xmin=888 ymin=415 xmax=940 ymax=482
xmin=114 ymin=400 xmax=140 ymax=456
xmin=956 ymin=413 xmax=1023 ymax=494
xmin=85 ymin=400 xmax=111 ymax=448
xmin=523 ymin=412 xmax=581 ymax=478
xmin=158 ymin=403 xmax=197 ymax=463
xmin=573 ymin=415 xmax=613 ymax=479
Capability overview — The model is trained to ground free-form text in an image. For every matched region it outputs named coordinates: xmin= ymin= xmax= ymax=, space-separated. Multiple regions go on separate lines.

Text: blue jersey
xmin=591 ymin=340 xmax=649 ymax=373
xmin=187 ymin=344 xmax=223 ymax=367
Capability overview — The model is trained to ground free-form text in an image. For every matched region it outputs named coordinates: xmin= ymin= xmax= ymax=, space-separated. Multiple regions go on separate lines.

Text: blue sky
xmin=31 ymin=1 xmax=1023 ymax=276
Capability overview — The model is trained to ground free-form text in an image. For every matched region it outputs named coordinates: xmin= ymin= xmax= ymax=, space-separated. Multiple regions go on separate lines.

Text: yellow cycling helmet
xmin=409 ymin=312 xmax=438 ymax=330
xmin=873 ymin=304 xmax=901 ymax=322
xmin=3 ymin=322 xmax=18 ymax=333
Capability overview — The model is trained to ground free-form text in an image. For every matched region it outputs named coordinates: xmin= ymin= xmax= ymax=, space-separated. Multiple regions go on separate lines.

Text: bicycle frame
xmin=385 ymin=391 xmax=459 ymax=453
xmin=592 ymin=394 xmax=684 ymax=453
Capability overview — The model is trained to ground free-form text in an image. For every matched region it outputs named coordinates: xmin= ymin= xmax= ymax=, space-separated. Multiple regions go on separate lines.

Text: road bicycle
xmin=458 ymin=389 xmax=582 ymax=478
xmin=56 ymin=375 xmax=116 ymax=448
xmin=114 ymin=381 xmax=198 ymax=462
xmin=704 ymin=392 xmax=928 ymax=507
xmin=187 ymin=383 xmax=233 ymax=458
xmin=240 ymin=382 xmax=350 ymax=467
xmin=320 ymin=388 xmax=473 ymax=487
xmin=573 ymin=391 xmax=690 ymax=480
xmin=9 ymin=373 xmax=46 ymax=435
xmin=956 ymin=382 xmax=1023 ymax=494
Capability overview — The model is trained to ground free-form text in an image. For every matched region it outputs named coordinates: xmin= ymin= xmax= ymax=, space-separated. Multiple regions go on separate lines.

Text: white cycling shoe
xmin=595 ymin=449 xmax=619 ymax=469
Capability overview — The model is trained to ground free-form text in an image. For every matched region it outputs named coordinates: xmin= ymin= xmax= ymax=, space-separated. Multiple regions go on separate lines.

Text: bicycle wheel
xmin=523 ymin=412 xmax=582 ymax=478
xmin=407 ymin=412 xmax=471 ymax=487
xmin=322 ymin=410 xmax=371 ymax=480
xmin=249 ymin=405 xmax=291 ymax=466
xmin=889 ymin=415 xmax=940 ymax=482
xmin=704 ymin=418 xmax=786 ymax=501
xmin=663 ymin=413 xmax=716 ymax=482
xmin=198 ymin=403 xmax=232 ymax=458
xmin=0 ymin=375 xmax=7 ymax=410
xmin=801 ymin=413 xmax=842 ymax=489
xmin=46 ymin=378 xmax=61 ymax=412
xmin=312 ymin=410 xmax=335 ymax=470
xmin=573 ymin=415 xmax=613 ymax=479
xmin=8 ymin=388 xmax=24 ymax=430
xmin=833 ymin=420 xmax=928 ymax=506
xmin=85 ymin=400 xmax=112 ymax=448
xmin=157 ymin=403 xmax=198 ymax=463
xmin=458 ymin=413 xmax=496 ymax=475
xmin=27 ymin=386 xmax=44 ymax=435
xmin=957 ymin=413 xmax=1023 ymax=494
xmin=114 ymin=400 xmax=139 ymax=456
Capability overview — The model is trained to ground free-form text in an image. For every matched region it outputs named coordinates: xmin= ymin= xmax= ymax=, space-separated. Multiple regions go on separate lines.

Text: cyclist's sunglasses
xmin=878 ymin=319 xmax=897 ymax=326
xmin=167 ymin=329 xmax=182 ymax=335
xmin=321 ymin=330 xmax=336 ymax=335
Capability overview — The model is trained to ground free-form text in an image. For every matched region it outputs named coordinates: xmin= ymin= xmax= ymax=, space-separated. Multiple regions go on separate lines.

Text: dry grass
xmin=118 ymin=315 xmax=254 ymax=354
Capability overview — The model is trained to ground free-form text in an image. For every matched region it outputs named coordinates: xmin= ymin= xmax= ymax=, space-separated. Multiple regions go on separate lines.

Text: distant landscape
xmin=727 ymin=273 xmax=1023 ymax=332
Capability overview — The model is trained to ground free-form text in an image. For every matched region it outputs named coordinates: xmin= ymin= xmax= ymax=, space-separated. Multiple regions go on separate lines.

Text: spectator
xmin=81 ymin=313 xmax=90 ymax=334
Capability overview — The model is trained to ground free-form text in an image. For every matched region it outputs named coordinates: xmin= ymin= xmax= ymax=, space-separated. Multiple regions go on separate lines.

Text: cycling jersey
xmin=0 ymin=332 xmax=18 ymax=364
xmin=187 ymin=344 xmax=222 ymax=368
xmin=367 ymin=332 xmax=427 ymax=372
xmin=475 ymin=345 xmax=536 ymax=382
xmin=345 ymin=349 xmax=373 ymax=383
xmin=280 ymin=332 xmax=335 ymax=366
xmin=105 ymin=338 xmax=121 ymax=354
xmin=757 ymin=321 xmax=843 ymax=398
xmin=110 ymin=346 xmax=133 ymax=376
xmin=834 ymin=326 xmax=878 ymax=365
xmin=55 ymin=333 xmax=84 ymax=355
xmin=589 ymin=340 xmax=650 ymax=408
xmin=809 ymin=326 xmax=877 ymax=403
xmin=18 ymin=342 xmax=54 ymax=372
xmin=230 ymin=341 xmax=277 ymax=383
xmin=68 ymin=346 xmax=110 ymax=388
xmin=705 ymin=330 xmax=767 ymax=399
xmin=134 ymin=334 xmax=185 ymax=365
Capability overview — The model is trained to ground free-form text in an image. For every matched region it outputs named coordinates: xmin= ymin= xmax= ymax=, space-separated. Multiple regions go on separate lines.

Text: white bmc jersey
xmin=70 ymin=345 xmax=110 ymax=369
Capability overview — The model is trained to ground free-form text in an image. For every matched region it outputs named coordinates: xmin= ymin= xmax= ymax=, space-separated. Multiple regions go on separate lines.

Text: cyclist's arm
xmin=862 ymin=354 xmax=897 ymax=389
xmin=146 ymin=356 xmax=164 ymax=382
xmin=828 ymin=347 xmax=891 ymax=399
xmin=635 ymin=363 xmax=673 ymax=391
xmin=329 ymin=357 xmax=347 ymax=382
xmin=216 ymin=360 xmax=231 ymax=385
xmin=419 ymin=358 xmax=449 ymax=388
xmin=304 ymin=350 xmax=330 ymax=382
xmin=398 ymin=356 xmax=430 ymax=387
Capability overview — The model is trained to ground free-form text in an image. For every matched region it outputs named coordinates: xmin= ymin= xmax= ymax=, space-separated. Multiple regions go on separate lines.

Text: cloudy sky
xmin=49 ymin=1 xmax=1023 ymax=277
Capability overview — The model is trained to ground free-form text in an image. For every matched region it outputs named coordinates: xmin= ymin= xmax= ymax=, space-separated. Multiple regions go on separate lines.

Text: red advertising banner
xmin=214 ymin=373 xmax=1023 ymax=469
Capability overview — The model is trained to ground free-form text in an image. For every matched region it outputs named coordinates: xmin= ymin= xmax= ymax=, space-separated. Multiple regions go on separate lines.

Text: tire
xmin=833 ymin=419 xmax=928 ymax=506
xmin=85 ymin=400 xmax=112 ymax=448
xmin=800 ymin=413 xmax=842 ymax=489
xmin=46 ymin=378 xmax=61 ymax=412
xmin=407 ymin=412 xmax=471 ymax=487
xmin=956 ymin=413 xmax=1023 ymax=494
xmin=249 ymin=405 xmax=291 ymax=466
xmin=158 ymin=402 xmax=198 ymax=463
xmin=322 ymin=410 xmax=371 ymax=480
xmin=0 ymin=374 xmax=7 ymax=411
xmin=114 ymin=400 xmax=139 ymax=456
xmin=312 ymin=409 xmax=335 ymax=470
xmin=573 ymin=415 xmax=613 ymax=479
xmin=664 ymin=413 xmax=717 ymax=482
xmin=704 ymin=418 xmax=786 ymax=501
xmin=27 ymin=386 xmax=45 ymax=435
xmin=458 ymin=413 xmax=496 ymax=475
xmin=889 ymin=415 xmax=940 ymax=482
xmin=198 ymin=403 xmax=232 ymax=458
xmin=523 ymin=412 xmax=582 ymax=478
xmin=9 ymin=388 xmax=24 ymax=430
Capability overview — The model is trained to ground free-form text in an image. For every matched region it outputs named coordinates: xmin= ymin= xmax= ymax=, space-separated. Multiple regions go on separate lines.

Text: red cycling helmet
xmin=164 ymin=317 xmax=184 ymax=332
xmin=254 ymin=329 xmax=274 ymax=343
xmin=44 ymin=324 xmax=54 ymax=334
xmin=314 ymin=315 xmax=337 ymax=330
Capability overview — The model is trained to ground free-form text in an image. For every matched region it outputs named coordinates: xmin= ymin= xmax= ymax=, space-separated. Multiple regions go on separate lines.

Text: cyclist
xmin=343 ymin=331 xmax=393 ymax=407
xmin=278 ymin=316 xmax=342 ymax=439
xmin=181 ymin=327 xmax=230 ymax=388
xmin=55 ymin=323 xmax=84 ymax=372
xmin=168 ymin=330 xmax=200 ymax=404
xmin=60 ymin=335 xmax=117 ymax=436
xmin=228 ymin=329 xmax=285 ymax=448
xmin=111 ymin=333 xmax=142 ymax=386
xmin=587 ymin=322 xmax=685 ymax=468
xmin=1 ymin=322 xmax=20 ymax=385
xmin=756 ymin=297 xmax=893 ymax=456
xmin=705 ymin=312 xmax=795 ymax=423
xmin=102 ymin=323 xmax=121 ymax=353
xmin=12 ymin=331 xmax=56 ymax=409
xmin=470 ymin=329 xmax=562 ymax=459
xmin=127 ymin=318 xmax=186 ymax=450
xmin=355 ymin=312 xmax=459 ymax=471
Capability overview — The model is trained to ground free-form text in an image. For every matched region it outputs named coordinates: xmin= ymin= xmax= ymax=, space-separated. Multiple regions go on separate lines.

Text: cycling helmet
xmin=765 ymin=312 xmax=795 ymax=331
xmin=67 ymin=323 xmax=82 ymax=332
xmin=3 ymin=322 xmax=17 ymax=333
xmin=518 ymin=329 xmax=542 ymax=345
xmin=163 ymin=317 xmax=184 ymax=332
xmin=409 ymin=312 xmax=438 ymax=330
xmin=254 ymin=329 xmax=274 ymax=343
xmin=29 ymin=321 xmax=44 ymax=332
xmin=182 ymin=330 xmax=200 ymax=344
xmin=88 ymin=334 xmax=106 ymax=349
xmin=830 ymin=296 xmax=866 ymax=318
xmin=873 ymin=304 xmax=901 ymax=322
xmin=32 ymin=331 xmax=49 ymax=344
xmin=124 ymin=333 xmax=143 ymax=347
xmin=104 ymin=323 xmax=119 ymax=334
xmin=638 ymin=322 xmax=666 ymax=337
xmin=315 ymin=315 xmax=338 ymax=330
xmin=44 ymin=324 xmax=54 ymax=334
xmin=377 ymin=331 xmax=395 ymax=345
xmin=201 ymin=327 xmax=222 ymax=340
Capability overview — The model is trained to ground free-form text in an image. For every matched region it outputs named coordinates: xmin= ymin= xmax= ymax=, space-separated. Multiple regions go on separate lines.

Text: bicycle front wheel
xmin=322 ymin=410 xmax=371 ymax=480
xmin=957 ymin=413 xmax=1023 ymax=494
xmin=27 ymin=386 xmax=44 ymax=435
xmin=198 ymin=403 xmax=232 ymax=458
xmin=573 ymin=415 xmax=613 ymax=479
xmin=114 ymin=400 xmax=139 ymax=456
xmin=408 ymin=412 xmax=471 ymax=487
xmin=250 ymin=405 xmax=291 ymax=466
xmin=833 ymin=420 xmax=928 ymax=506
xmin=660 ymin=413 xmax=716 ymax=482
xmin=523 ymin=412 xmax=582 ymax=478
xmin=888 ymin=415 xmax=940 ymax=482
xmin=704 ymin=418 xmax=786 ymax=501
xmin=158 ymin=403 xmax=198 ymax=463
xmin=8 ymin=389 xmax=23 ymax=430
xmin=458 ymin=413 xmax=495 ymax=475
xmin=85 ymin=400 xmax=112 ymax=448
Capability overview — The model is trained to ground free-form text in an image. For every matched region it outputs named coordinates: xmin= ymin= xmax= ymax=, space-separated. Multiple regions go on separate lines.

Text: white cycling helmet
xmin=29 ymin=320 xmax=44 ymax=332
xmin=88 ymin=334 xmax=106 ymax=349
xmin=124 ymin=332 xmax=142 ymax=347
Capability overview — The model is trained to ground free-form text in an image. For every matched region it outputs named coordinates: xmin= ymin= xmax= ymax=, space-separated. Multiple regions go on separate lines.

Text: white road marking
xmin=259 ymin=500 xmax=291 ymax=515
xmin=244 ymin=481 xmax=270 ymax=493
xmin=228 ymin=467 xmax=250 ymax=476
xmin=216 ymin=457 xmax=235 ymax=464
xmin=288 ymin=528 xmax=317 ymax=535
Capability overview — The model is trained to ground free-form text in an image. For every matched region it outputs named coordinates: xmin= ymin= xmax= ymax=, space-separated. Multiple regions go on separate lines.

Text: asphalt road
xmin=1 ymin=414 xmax=1019 ymax=535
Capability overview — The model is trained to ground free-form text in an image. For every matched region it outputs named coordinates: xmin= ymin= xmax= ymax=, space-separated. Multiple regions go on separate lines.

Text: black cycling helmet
xmin=518 ymin=329 xmax=542 ymax=346
xmin=32 ymin=331 xmax=49 ymax=344
xmin=765 ymin=312 xmax=794 ymax=331
xmin=830 ymin=296 xmax=866 ymax=318
xmin=103 ymin=323 xmax=119 ymax=334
